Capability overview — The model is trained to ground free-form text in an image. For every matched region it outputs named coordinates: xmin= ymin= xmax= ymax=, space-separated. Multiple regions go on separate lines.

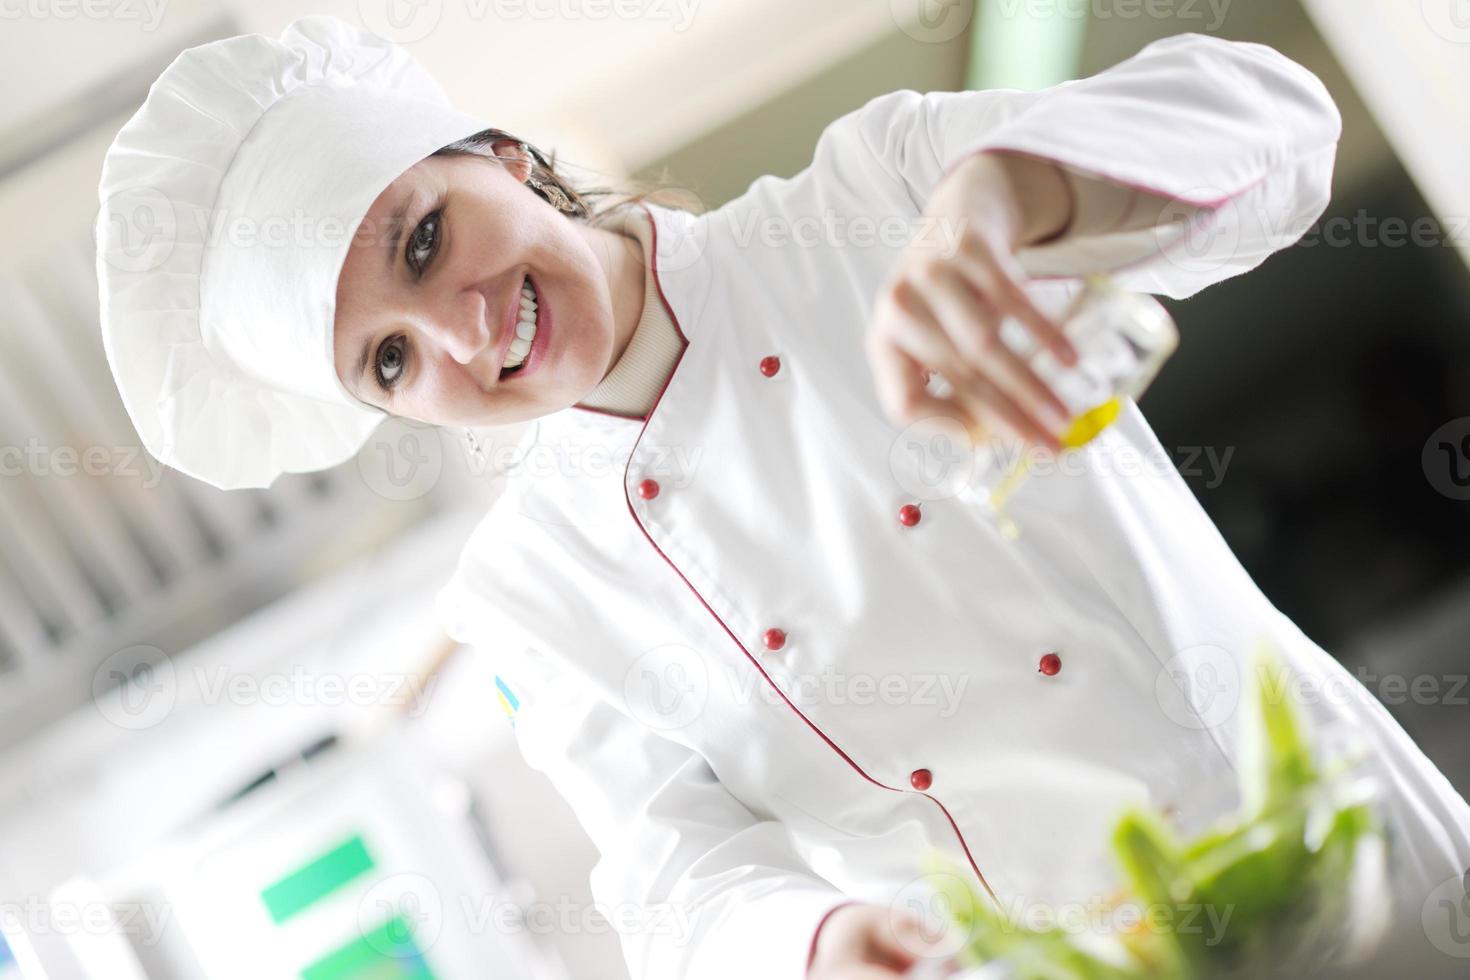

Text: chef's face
xmin=332 ymin=142 xmax=617 ymax=426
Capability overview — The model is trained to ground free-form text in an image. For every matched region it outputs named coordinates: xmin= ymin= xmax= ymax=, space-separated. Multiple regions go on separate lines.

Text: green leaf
xmin=922 ymin=635 xmax=1387 ymax=978
xmin=1240 ymin=641 xmax=1317 ymax=821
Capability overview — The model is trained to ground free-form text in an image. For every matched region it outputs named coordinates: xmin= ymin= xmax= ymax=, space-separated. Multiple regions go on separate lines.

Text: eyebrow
xmin=384 ymin=195 xmax=412 ymax=274
xmin=356 ymin=337 xmax=373 ymax=392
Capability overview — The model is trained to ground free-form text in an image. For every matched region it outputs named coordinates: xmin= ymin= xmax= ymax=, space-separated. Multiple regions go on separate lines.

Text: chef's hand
xmin=866 ymin=150 xmax=1083 ymax=452
xmin=808 ymin=902 xmax=958 ymax=979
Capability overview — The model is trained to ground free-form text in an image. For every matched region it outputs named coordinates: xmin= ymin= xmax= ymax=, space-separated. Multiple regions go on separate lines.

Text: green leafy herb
xmin=921 ymin=638 xmax=1386 ymax=979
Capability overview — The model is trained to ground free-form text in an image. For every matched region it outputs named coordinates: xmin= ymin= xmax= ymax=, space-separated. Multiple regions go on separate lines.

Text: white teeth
xmin=504 ymin=279 xmax=539 ymax=372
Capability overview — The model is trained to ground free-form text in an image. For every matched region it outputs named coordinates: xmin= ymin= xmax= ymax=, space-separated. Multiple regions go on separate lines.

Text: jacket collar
xmin=560 ymin=200 xmax=704 ymax=433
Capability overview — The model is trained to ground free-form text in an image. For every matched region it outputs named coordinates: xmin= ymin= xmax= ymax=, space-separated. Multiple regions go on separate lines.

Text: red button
xmin=1038 ymin=652 xmax=1062 ymax=676
xmin=898 ymin=503 xmax=922 ymax=527
xmin=910 ymin=769 xmax=933 ymax=791
xmin=636 ymin=479 xmax=660 ymax=500
xmin=762 ymin=628 xmax=787 ymax=651
xmin=759 ymin=355 xmax=781 ymax=377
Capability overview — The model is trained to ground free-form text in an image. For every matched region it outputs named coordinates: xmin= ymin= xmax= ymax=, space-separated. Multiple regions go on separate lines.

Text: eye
xmin=375 ymin=335 xmax=408 ymax=391
xmin=406 ymin=209 xmax=442 ymax=277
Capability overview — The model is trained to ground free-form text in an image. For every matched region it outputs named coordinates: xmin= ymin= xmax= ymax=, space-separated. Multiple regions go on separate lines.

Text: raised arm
xmin=795 ymin=33 xmax=1341 ymax=438
xmin=860 ymin=31 xmax=1342 ymax=294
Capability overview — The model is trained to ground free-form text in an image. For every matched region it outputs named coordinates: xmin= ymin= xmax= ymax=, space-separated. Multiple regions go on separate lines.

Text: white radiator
xmin=0 ymin=112 xmax=456 ymax=747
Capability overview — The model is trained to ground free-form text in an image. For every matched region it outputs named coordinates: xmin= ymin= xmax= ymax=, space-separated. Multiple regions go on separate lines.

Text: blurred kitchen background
xmin=0 ymin=0 xmax=1467 ymax=977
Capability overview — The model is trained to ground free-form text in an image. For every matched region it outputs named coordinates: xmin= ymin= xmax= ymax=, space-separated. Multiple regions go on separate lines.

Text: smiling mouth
xmin=499 ymin=277 xmax=539 ymax=380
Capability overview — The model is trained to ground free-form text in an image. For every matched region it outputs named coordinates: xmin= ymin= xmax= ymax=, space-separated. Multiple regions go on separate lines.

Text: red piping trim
xmin=606 ymin=201 xmax=1000 ymax=906
xmin=806 ymin=900 xmax=860 ymax=976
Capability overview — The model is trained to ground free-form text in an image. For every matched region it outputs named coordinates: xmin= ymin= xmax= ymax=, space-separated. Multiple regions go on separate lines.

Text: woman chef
xmin=96 ymin=15 xmax=1470 ymax=980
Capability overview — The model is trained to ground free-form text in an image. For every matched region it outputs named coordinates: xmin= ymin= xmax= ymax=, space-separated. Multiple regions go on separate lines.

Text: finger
xmin=919 ymin=261 xmax=1073 ymax=432
xmin=867 ymin=330 xmax=984 ymax=440
xmin=874 ymin=279 xmax=986 ymax=391
xmin=953 ymin=230 xmax=1079 ymax=367
xmin=954 ymin=378 xmax=1035 ymax=451
xmin=866 ymin=927 xmax=920 ymax=971
xmin=873 ymin=915 xmax=954 ymax=971
xmin=874 ymin=277 xmax=1041 ymax=446
xmin=954 ymin=374 xmax=1062 ymax=454
xmin=869 ymin=284 xmax=1056 ymax=453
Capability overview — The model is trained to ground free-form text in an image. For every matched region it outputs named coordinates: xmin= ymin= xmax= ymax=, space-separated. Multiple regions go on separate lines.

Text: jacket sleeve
xmin=810 ymin=32 xmax=1342 ymax=299
xmin=435 ymin=579 xmax=851 ymax=980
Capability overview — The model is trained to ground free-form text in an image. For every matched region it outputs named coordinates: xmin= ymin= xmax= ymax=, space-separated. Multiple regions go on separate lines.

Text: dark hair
xmin=431 ymin=127 xmax=705 ymax=226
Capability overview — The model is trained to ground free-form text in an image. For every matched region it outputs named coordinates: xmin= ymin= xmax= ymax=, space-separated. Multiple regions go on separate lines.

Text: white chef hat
xmin=95 ymin=15 xmax=491 ymax=490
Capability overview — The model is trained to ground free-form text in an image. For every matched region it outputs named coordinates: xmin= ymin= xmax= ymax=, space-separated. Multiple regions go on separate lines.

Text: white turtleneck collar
xmin=573 ymin=205 xmax=685 ymax=420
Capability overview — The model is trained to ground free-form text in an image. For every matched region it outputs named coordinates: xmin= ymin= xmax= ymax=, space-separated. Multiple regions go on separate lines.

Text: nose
xmin=421 ymin=288 xmax=492 ymax=366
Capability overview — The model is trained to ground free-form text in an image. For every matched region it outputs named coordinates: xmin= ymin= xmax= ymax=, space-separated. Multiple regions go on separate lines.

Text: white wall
xmin=1302 ymin=0 xmax=1470 ymax=273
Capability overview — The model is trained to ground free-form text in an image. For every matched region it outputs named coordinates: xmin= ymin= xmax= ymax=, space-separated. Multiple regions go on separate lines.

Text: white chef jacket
xmin=437 ymin=33 xmax=1470 ymax=980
